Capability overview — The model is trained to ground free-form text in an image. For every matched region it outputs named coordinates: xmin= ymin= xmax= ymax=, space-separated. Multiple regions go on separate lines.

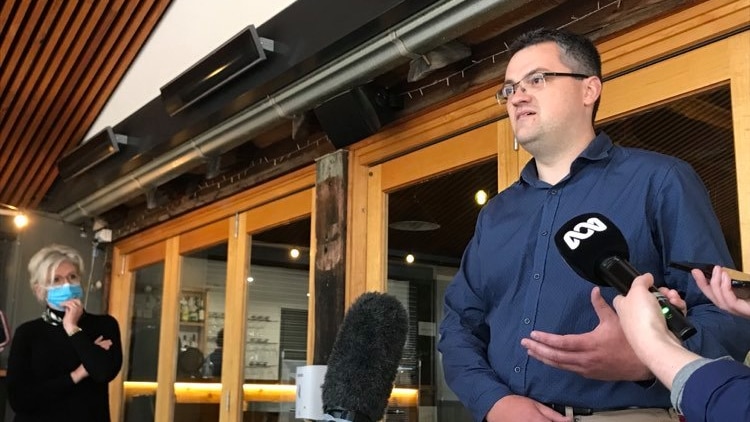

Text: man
xmin=437 ymin=28 xmax=750 ymax=422
xmin=614 ymin=267 xmax=750 ymax=421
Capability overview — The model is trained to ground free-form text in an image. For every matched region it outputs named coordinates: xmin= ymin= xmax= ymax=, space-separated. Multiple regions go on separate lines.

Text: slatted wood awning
xmin=0 ymin=0 xmax=172 ymax=210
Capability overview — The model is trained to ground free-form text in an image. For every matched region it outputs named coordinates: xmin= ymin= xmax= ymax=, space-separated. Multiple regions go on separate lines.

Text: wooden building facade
xmin=107 ymin=0 xmax=750 ymax=420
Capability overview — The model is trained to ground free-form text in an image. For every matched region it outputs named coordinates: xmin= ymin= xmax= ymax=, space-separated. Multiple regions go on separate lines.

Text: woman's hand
xmin=693 ymin=266 xmax=750 ymax=318
xmin=61 ymin=298 xmax=84 ymax=334
xmin=70 ymin=364 xmax=89 ymax=384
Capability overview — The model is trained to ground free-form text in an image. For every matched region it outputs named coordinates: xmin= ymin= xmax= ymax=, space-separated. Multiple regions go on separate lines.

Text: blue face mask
xmin=46 ymin=284 xmax=83 ymax=310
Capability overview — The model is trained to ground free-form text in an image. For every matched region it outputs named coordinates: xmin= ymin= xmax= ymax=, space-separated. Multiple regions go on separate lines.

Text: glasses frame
xmin=496 ymin=71 xmax=590 ymax=104
xmin=51 ymin=273 xmax=81 ymax=285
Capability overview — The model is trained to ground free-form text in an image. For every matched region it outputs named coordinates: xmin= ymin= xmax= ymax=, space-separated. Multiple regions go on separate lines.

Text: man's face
xmin=504 ymin=42 xmax=587 ymax=149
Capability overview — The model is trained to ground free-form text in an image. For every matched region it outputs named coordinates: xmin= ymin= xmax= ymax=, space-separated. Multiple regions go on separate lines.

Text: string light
xmin=398 ymin=0 xmax=621 ymax=99
xmin=192 ymin=135 xmax=326 ymax=198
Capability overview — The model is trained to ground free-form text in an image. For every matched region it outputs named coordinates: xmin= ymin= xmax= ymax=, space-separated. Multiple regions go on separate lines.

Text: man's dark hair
xmin=509 ymin=28 xmax=602 ymax=121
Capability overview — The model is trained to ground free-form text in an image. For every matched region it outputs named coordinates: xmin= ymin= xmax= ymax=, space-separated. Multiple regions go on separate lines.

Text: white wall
xmin=86 ymin=0 xmax=296 ymax=139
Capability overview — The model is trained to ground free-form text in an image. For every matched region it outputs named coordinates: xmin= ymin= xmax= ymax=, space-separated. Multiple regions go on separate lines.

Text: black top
xmin=209 ymin=347 xmax=223 ymax=377
xmin=7 ymin=309 xmax=123 ymax=422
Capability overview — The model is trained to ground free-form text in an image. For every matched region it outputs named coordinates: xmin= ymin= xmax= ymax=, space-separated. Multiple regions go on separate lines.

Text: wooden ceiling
xmin=0 ymin=0 xmax=172 ymax=210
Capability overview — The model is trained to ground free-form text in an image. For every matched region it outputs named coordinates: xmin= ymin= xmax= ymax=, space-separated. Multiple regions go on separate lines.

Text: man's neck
xmin=534 ymin=129 xmax=596 ymax=185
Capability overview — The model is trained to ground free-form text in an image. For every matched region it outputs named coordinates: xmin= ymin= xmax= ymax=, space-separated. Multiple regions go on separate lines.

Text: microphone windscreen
xmin=322 ymin=292 xmax=408 ymax=422
xmin=554 ymin=213 xmax=630 ymax=285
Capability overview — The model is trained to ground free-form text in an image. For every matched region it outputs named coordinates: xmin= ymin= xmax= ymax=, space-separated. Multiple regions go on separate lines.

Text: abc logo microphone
xmin=554 ymin=213 xmax=697 ymax=341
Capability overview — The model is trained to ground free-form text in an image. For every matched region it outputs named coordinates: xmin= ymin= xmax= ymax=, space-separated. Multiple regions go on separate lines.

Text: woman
xmin=614 ymin=266 xmax=750 ymax=421
xmin=7 ymin=244 xmax=122 ymax=422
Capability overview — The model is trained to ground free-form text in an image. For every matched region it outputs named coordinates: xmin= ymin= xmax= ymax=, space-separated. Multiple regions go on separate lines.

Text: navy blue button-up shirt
xmin=438 ymin=132 xmax=750 ymax=421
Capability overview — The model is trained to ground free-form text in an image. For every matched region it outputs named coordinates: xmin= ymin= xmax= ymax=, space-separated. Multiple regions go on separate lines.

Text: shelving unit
xmin=178 ymin=289 xmax=207 ymax=352
xmin=245 ymin=314 xmax=280 ymax=380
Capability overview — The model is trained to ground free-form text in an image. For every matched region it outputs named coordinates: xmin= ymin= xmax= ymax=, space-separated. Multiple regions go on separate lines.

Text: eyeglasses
xmin=52 ymin=273 xmax=80 ymax=284
xmin=496 ymin=71 xmax=589 ymax=103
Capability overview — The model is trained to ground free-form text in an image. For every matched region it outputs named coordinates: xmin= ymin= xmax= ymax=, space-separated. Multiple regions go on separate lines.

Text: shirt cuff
xmin=671 ymin=357 xmax=727 ymax=412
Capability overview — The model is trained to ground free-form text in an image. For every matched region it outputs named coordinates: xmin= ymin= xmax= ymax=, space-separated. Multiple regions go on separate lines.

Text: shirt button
xmin=514 ymin=366 xmax=521 ymax=373
xmin=541 ymin=231 xmax=548 ymax=236
xmin=523 ymin=318 xmax=530 ymax=324
xmin=550 ymin=190 xmax=558 ymax=195
xmin=533 ymin=273 xmax=541 ymax=280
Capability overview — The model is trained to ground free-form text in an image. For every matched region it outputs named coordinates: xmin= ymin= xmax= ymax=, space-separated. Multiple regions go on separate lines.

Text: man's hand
xmin=657 ymin=286 xmax=687 ymax=315
xmin=486 ymin=395 xmax=571 ymax=422
xmin=94 ymin=335 xmax=113 ymax=350
xmin=520 ymin=287 xmax=652 ymax=381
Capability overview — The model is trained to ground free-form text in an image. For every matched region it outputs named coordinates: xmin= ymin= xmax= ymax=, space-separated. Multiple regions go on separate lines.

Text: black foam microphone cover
xmin=322 ymin=292 xmax=408 ymax=422
xmin=554 ymin=213 xmax=696 ymax=340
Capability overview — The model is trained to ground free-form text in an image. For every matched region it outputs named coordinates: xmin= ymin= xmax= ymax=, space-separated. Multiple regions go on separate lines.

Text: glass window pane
xmin=174 ymin=242 xmax=228 ymax=422
xmin=387 ymin=159 xmax=498 ymax=422
xmin=600 ymin=85 xmax=740 ymax=265
xmin=124 ymin=262 xmax=164 ymax=422
xmin=243 ymin=217 xmax=311 ymax=421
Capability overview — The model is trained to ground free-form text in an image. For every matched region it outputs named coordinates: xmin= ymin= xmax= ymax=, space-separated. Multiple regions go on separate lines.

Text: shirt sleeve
xmin=670 ymin=357 xmax=716 ymax=410
xmin=652 ymin=160 xmax=750 ymax=361
xmin=438 ymin=211 xmax=510 ymax=422
xmin=679 ymin=359 xmax=750 ymax=420
xmin=73 ymin=314 xmax=123 ymax=383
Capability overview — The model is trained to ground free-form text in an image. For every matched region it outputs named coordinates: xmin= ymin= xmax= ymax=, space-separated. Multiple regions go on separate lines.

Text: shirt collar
xmin=519 ymin=131 xmax=614 ymax=187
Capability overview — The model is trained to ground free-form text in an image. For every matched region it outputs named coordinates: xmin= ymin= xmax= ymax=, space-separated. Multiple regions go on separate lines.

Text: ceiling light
xmin=475 ymin=189 xmax=488 ymax=205
xmin=0 ymin=204 xmax=29 ymax=230
xmin=405 ymin=254 xmax=415 ymax=264
xmin=13 ymin=213 xmax=28 ymax=229
xmin=290 ymin=248 xmax=300 ymax=259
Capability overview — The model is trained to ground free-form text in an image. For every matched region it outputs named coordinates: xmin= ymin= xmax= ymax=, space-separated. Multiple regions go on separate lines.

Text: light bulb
xmin=475 ymin=190 xmax=488 ymax=205
xmin=405 ymin=254 xmax=415 ymax=264
xmin=290 ymin=248 xmax=300 ymax=259
xmin=13 ymin=213 xmax=28 ymax=228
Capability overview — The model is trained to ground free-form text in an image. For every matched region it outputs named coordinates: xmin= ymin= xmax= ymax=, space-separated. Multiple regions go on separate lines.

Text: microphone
xmin=554 ymin=213 xmax=696 ymax=341
xmin=322 ymin=292 xmax=408 ymax=422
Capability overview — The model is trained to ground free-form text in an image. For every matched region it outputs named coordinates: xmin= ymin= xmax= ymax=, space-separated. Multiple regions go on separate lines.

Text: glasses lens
xmin=497 ymin=86 xmax=513 ymax=103
xmin=528 ymin=73 xmax=546 ymax=88
xmin=53 ymin=274 xmax=79 ymax=284
xmin=495 ymin=90 xmax=505 ymax=104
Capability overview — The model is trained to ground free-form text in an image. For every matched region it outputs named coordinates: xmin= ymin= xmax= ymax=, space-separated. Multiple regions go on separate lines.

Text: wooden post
xmin=313 ymin=150 xmax=348 ymax=364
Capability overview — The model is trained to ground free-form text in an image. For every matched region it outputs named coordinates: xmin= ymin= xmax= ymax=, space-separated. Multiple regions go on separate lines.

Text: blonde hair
xmin=28 ymin=244 xmax=85 ymax=303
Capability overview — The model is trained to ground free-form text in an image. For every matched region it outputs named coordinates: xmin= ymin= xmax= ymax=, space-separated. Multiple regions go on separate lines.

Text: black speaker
xmin=314 ymin=84 xmax=400 ymax=148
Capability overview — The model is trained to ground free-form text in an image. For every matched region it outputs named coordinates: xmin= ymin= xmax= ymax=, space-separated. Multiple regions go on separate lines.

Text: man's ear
xmin=583 ymin=76 xmax=602 ymax=107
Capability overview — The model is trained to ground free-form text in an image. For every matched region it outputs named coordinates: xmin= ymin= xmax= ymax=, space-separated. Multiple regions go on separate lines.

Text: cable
xmin=84 ymin=240 xmax=99 ymax=308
